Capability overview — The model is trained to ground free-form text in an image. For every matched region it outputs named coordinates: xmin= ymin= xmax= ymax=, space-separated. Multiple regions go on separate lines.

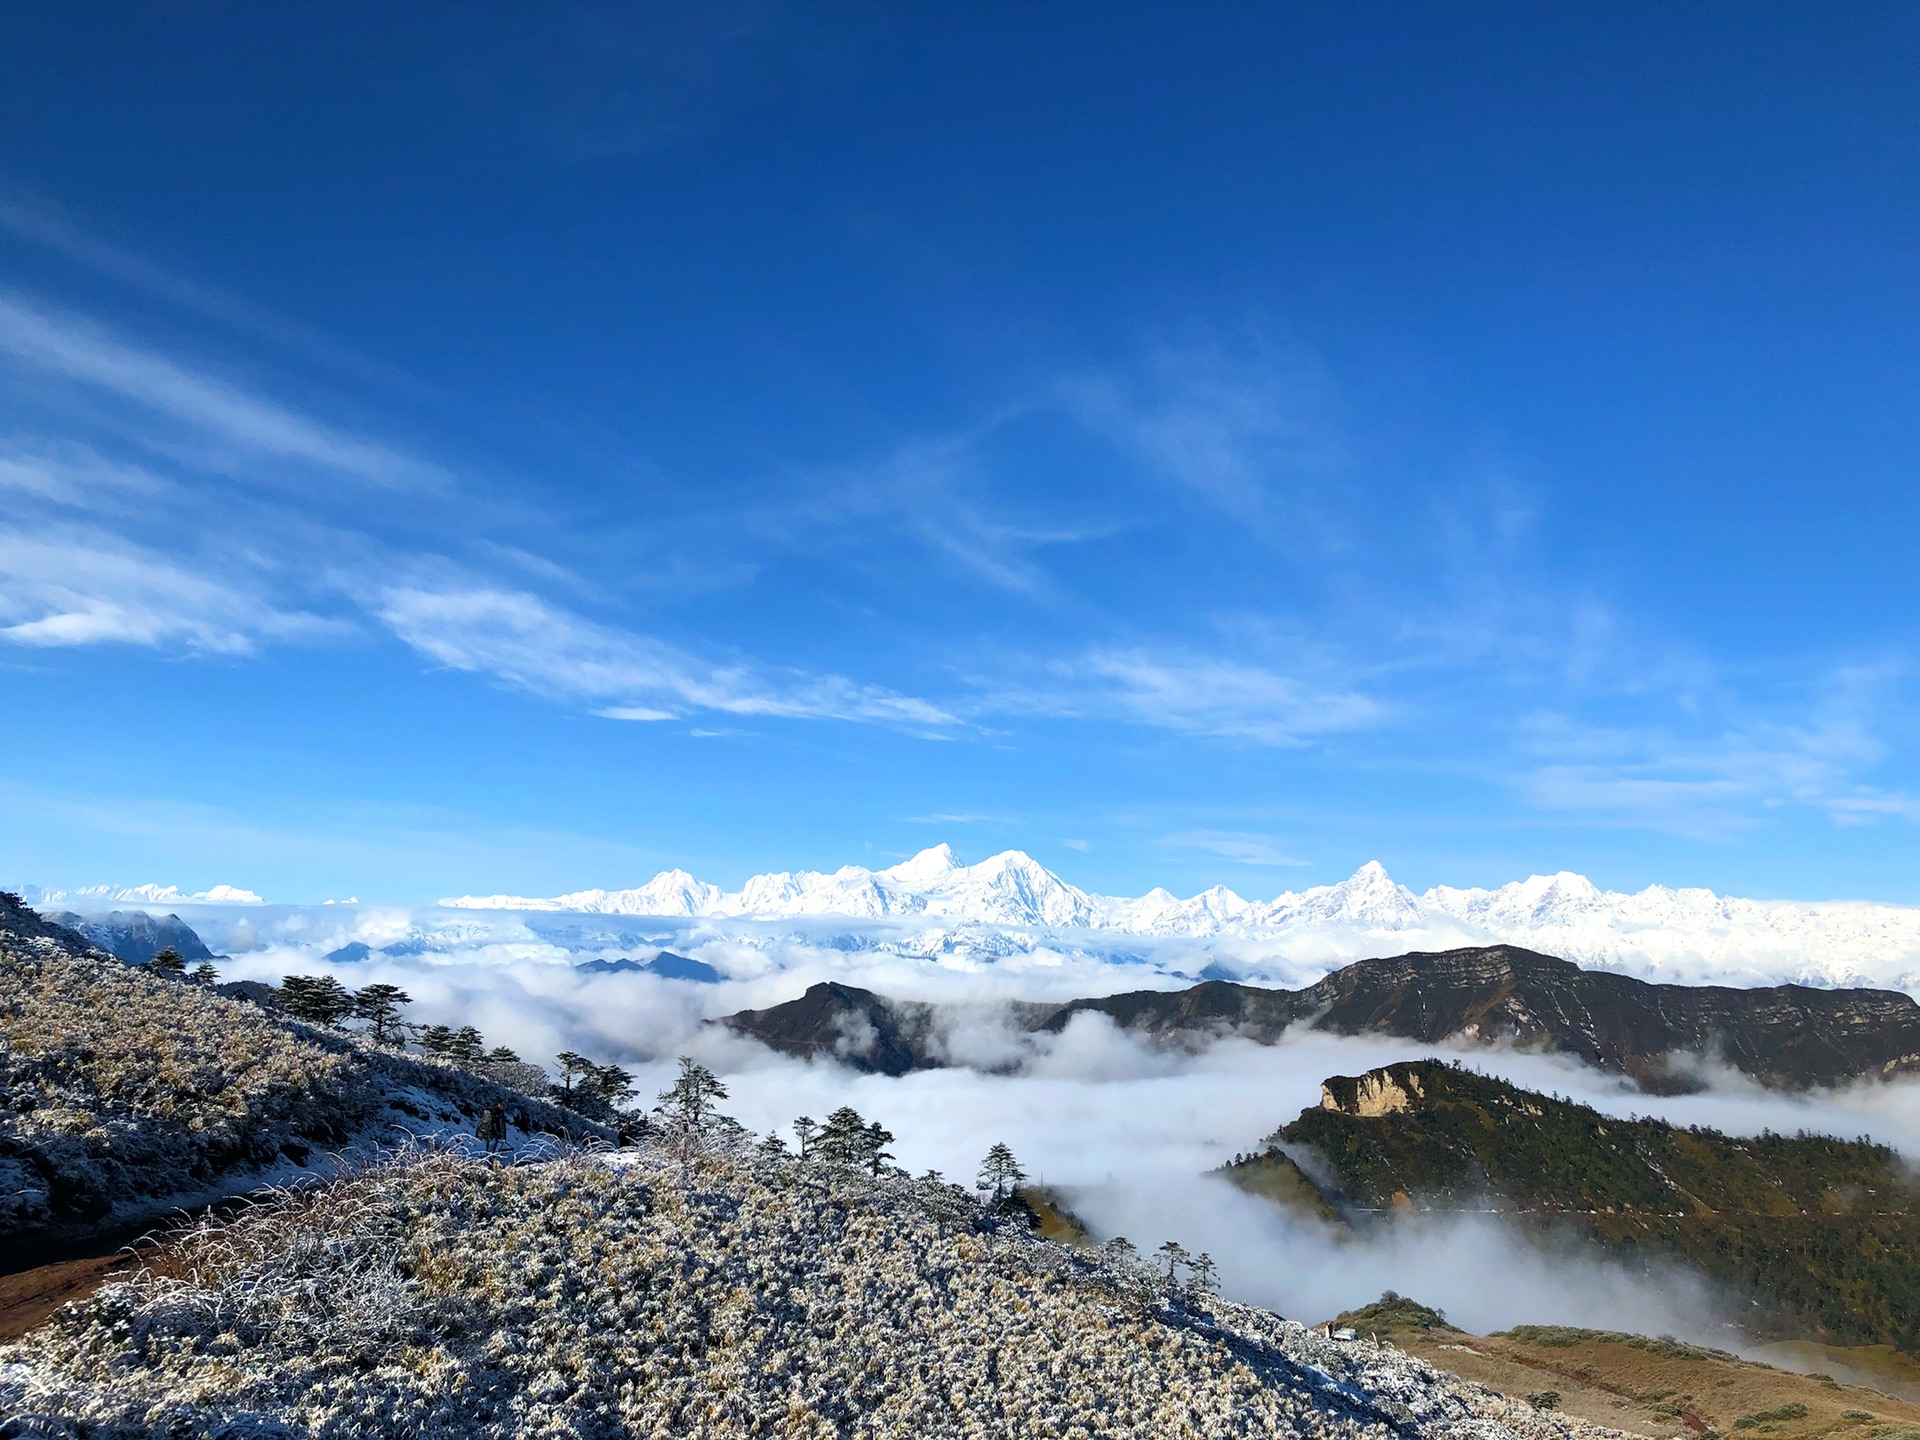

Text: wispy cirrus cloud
xmin=0 ymin=292 xmax=445 ymax=489
xmin=984 ymin=645 xmax=1383 ymax=746
xmin=376 ymin=584 xmax=955 ymax=729
xmin=0 ymin=523 xmax=333 ymax=653
xmin=0 ymin=293 xmax=959 ymax=734
xmin=1162 ymin=830 xmax=1310 ymax=867
xmin=1062 ymin=337 xmax=1347 ymax=530
xmin=1515 ymin=662 xmax=1918 ymax=837
xmin=737 ymin=424 xmax=1121 ymax=602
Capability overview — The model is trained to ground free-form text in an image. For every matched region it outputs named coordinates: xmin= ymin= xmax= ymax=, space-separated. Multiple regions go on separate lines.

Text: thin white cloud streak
xmin=0 ymin=196 xmax=422 ymax=390
xmin=983 ymin=646 xmax=1383 ymax=746
xmin=1518 ymin=662 xmax=1918 ymax=836
xmin=742 ymin=424 xmax=1120 ymax=602
xmin=0 ymin=292 xmax=443 ymax=489
xmin=0 ymin=524 xmax=332 ymax=652
xmin=376 ymin=584 xmax=957 ymax=728
xmin=1164 ymin=830 xmax=1310 ymax=868
xmin=1062 ymin=339 xmax=1347 ymax=530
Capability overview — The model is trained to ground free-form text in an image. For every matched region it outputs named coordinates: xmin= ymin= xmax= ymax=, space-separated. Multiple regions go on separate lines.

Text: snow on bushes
xmin=0 ymin=938 xmax=604 ymax=1239
xmin=2 ymin=1138 xmax=1627 ymax=1440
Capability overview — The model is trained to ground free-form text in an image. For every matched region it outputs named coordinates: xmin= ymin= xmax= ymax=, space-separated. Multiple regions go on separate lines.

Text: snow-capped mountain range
xmin=24 ymin=882 xmax=266 ymax=907
xmin=443 ymin=844 xmax=1920 ymax=981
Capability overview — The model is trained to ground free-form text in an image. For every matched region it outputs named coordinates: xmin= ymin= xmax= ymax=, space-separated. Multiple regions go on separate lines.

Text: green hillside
xmin=1239 ymin=1060 xmax=1920 ymax=1354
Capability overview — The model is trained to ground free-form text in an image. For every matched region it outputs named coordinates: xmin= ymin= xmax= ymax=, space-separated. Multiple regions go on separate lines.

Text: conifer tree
xmin=486 ymin=1044 xmax=521 ymax=1065
xmin=191 ymin=960 xmax=219 ymax=985
xmin=554 ymin=1051 xmax=595 ymax=1099
xmin=449 ymin=1025 xmax=486 ymax=1065
xmin=1155 ymin=1240 xmax=1191 ymax=1287
xmin=418 ymin=1024 xmax=457 ymax=1056
xmin=147 ymin=947 xmax=186 ymax=976
xmin=863 ymin=1118 xmax=895 ymax=1175
xmin=593 ymin=1064 xmax=637 ymax=1109
xmin=279 ymin=974 xmax=354 ymax=1026
xmin=977 ymin=1142 xmax=1026 ymax=1201
xmin=655 ymin=1056 xmax=729 ymax=1165
xmin=818 ymin=1106 xmax=871 ymax=1167
xmin=791 ymin=1115 xmax=819 ymax=1160
xmin=351 ymin=983 xmax=413 ymax=1046
xmin=1189 ymin=1252 xmax=1219 ymax=1297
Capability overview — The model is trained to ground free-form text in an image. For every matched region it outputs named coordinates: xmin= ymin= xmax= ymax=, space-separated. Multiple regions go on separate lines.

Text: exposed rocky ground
xmin=0 ymin=897 xmax=606 ymax=1247
xmin=721 ymin=947 xmax=1920 ymax=1089
xmin=0 ymin=1139 xmax=1636 ymax=1440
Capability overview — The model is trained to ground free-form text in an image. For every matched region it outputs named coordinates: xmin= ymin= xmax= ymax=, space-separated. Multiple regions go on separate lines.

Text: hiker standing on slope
xmin=478 ymin=1101 xmax=508 ymax=1158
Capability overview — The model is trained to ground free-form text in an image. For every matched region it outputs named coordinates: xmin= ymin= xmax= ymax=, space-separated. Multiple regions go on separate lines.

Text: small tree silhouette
xmin=418 ymin=1024 xmax=457 ymax=1056
xmin=351 ymin=983 xmax=413 ymax=1046
xmin=862 ymin=1119 xmax=895 ymax=1175
xmin=790 ymin=1115 xmax=820 ymax=1160
xmin=817 ymin=1106 xmax=872 ymax=1167
xmin=191 ymin=960 xmax=219 ymax=985
xmin=554 ymin=1051 xmax=595 ymax=1099
xmin=1156 ymin=1240 xmax=1190 ymax=1287
xmin=1188 ymin=1251 xmax=1219 ymax=1297
xmin=977 ymin=1142 xmax=1026 ymax=1201
xmin=593 ymin=1064 xmax=637 ymax=1109
xmin=486 ymin=1044 xmax=521 ymax=1065
xmin=147 ymin=947 xmax=186 ymax=976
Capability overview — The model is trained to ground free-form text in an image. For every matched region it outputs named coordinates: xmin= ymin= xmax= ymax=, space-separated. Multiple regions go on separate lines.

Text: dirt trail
xmin=0 ymin=1248 xmax=141 ymax=1342
xmin=0 ymin=1197 xmax=258 ymax=1343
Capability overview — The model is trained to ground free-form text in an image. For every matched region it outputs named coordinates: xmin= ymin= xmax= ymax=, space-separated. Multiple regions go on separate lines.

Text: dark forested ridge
xmin=1232 ymin=1060 xmax=1920 ymax=1354
xmin=720 ymin=982 xmax=941 ymax=1075
xmin=719 ymin=946 xmax=1920 ymax=1089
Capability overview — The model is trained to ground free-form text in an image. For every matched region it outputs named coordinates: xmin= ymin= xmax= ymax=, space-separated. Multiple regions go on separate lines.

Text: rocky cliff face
xmin=1319 ymin=1068 xmax=1426 ymax=1117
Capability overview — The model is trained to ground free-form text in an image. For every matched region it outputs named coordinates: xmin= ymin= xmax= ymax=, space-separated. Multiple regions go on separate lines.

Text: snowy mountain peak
xmin=433 ymin=846 xmax=1920 ymax=987
xmin=25 ymin=882 xmax=265 ymax=907
xmin=882 ymin=844 xmax=961 ymax=886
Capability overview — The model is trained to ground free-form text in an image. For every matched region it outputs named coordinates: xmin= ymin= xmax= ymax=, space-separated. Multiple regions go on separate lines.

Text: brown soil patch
xmin=0 ymin=1249 xmax=140 ymax=1342
xmin=1384 ymin=1329 xmax=1920 ymax=1440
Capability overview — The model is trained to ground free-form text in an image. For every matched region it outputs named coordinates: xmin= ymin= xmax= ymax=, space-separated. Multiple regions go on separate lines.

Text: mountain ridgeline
xmin=46 ymin=908 xmax=215 ymax=966
xmin=718 ymin=945 xmax=1920 ymax=1090
xmin=1228 ymin=1060 xmax=1920 ymax=1353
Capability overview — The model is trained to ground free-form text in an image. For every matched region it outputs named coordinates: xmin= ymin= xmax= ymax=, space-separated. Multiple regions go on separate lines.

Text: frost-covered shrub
xmin=0 ymin=941 xmax=604 ymax=1238
xmin=2 ymin=1140 xmax=1628 ymax=1440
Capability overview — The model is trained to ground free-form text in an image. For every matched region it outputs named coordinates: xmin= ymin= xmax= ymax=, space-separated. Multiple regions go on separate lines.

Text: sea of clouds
xmin=150 ymin=901 xmax=1920 ymax=1352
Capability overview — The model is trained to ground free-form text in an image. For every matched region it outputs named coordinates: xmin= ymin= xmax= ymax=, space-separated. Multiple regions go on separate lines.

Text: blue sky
xmin=0 ymin=3 xmax=1914 ymax=905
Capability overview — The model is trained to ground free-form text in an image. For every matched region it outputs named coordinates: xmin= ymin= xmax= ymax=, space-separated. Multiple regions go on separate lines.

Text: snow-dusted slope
xmin=444 ymin=846 xmax=1920 ymax=983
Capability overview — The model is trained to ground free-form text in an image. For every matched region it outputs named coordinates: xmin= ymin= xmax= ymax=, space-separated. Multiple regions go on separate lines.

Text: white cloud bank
xmin=178 ymin=917 xmax=1920 ymax=1345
